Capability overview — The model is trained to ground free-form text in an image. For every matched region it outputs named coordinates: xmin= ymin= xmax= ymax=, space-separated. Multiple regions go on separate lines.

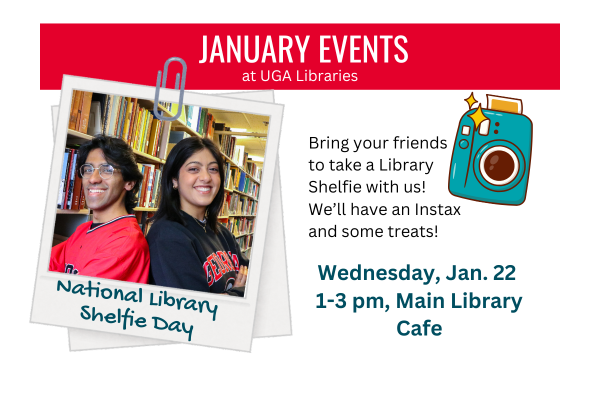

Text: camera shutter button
xmin=459 ymin=139 xmax=469 ymax=149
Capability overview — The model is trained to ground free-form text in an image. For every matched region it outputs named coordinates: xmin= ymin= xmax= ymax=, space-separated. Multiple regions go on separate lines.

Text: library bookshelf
xmin=212 ymin=129 xmax=263 ymax=259
xmin=55 ymin=92 xmax=266 ymax=261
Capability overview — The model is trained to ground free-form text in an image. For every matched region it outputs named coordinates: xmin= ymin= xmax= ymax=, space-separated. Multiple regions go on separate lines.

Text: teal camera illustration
xmin=448 ymin=93 xmax=532 ymax=206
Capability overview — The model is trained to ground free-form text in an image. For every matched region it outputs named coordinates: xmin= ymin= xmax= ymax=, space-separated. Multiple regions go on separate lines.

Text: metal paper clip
xmin=154 ymin=57 xmax=187 ymax=121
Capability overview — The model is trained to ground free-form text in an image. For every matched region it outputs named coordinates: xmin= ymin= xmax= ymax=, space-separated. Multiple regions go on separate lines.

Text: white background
xmin=2 ymin=2 xmax=599 ymax=399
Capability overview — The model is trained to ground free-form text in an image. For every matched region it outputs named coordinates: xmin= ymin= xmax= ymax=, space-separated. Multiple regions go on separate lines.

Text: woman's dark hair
xmin=153 ymin=137 xmax=225 ymax=232
xmin=76 ymin=135 xmax=144 ymax=214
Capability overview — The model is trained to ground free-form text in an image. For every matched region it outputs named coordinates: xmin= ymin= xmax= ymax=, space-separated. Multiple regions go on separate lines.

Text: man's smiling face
xmin=82 ymin=148 xmax=133 ymax=215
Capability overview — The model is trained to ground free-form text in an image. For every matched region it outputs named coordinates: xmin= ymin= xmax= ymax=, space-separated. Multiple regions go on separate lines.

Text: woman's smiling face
xmin=174 ymin=148 xmax=221 ymax=219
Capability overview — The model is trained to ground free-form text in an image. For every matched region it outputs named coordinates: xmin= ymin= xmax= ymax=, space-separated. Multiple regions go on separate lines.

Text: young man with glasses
xmin=49 ymin=136 xmax=150 ymax=283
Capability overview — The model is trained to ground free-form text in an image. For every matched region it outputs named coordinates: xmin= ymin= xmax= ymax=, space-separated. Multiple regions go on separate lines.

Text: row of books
xmin=136 ymin=164 xmax=162 ymax=209
xmin=245 ymin=162 xmax=262 ymax=182
xmin=159 ymin=102 xmax=216 ymax=139
xmin=239 ymin=197 xmax=258 ymax=216
xmin=69 ymin=91 xmax=93 ymax=134
xmin=236 ymin=235 xmax=253 ymax=252
xmin=57 ymin=148 xmax=163 ymax=212
xmin=237 ymin=218 xmax=255 ymax=237
xmin=57 ymin=148 xmax=86 ymax=210
xmin=220 ymin=192 xmax=235 ymax=217
xmin=226 ymin=167 xmax=256 ymax=197
xmin=219 ymin=216 xmax=238 ymax=235
xmin=56 ymin=157 xmax=162 ymax=211
xmin=218 ymin=137 xmax=261 ymax=181
xmin=158 ymin=102 xmax=186 ymax=125
xmin=220 ymin=192 xmax=258 ymax=217
xmin=221 ymin=192 xmax=242 ymax=216
xmin=224 ymin=163 xmax=244 ymax=191
xmin=241 ymin=177 xmax=260 ymax=199
xmin=95 ymin=94 xmax=171 ymax=158
xmin=232 ymin=145 xmax=249 ymax=168
xmin=222 ymin=217 xmax=255 ymax=237
xmin=219 ymin=135 xmax=238 ymax=161
xmin=195 ymin=107 xmax=215 ymax=140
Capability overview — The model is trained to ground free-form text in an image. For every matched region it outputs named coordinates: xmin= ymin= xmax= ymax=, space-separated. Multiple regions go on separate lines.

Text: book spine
xmin=203 ymin=112 xmax=210 ymax=138
xmin=154 ymin=170 xmax=163 ymax=208
xmin=119 ymin=98 xmax=126 ymax=138
xmin=195 ymin=107 xmax=203 ymax=133
xmin=71 ymin=170 xmax=82 ymax=209
xmin=144 ymin=165 xmax=155 ymax=208
xmin=152 ymin=119 xmax=161 ymax=156
xmin=139 ymin=166 xmax=150 ymax=208
xmin=79 ymin=184 xmax=86 ymax=210
xmin=70 ymin=91 xmax=82 ymax=131
xmin=64 ymin=149 xmax=76 ymax=208
xmin=186 ymin=105 xmax=193 ymax=127
xmin=126 ymin=98 xmax=138 ymax=143
xmin=61 ymin=150 xmax=73 ymax=209
xmin=106 ymin=96 xmax=117 ymax=137
xmin=139 ymin=112 xmax=147 ymax=152
xmin=157 ymin=121 xmax=171 ymax=159
xmin=110 ymin=96 xmax=122 ymax=137
xmin=201 ymin=108 xmax=208 ymax=136
xmin=207 ymin=114 xmax=214 ymax=140
xmin=121 ymin=97 xmax=132 ymax=142
xmin=120 ymin=98 xmax=128 ymax=138
xmin=67 ymin=151 xmax=78 ymax=209
xmin=102 ymin=95 xmax=112 ymax=135
xmin=135 ymin=164 xmax=144 ymax=207
xmin=147 ymin=118 xmax=159 ymax=156
xmin=132 ymin=105 xmax=141 ymax=147
xmin=134 ymin=104 xmax=142 ymax=146
xmin=75 ymin=91 xmax=85 ymax=131
xmin=239 ymin=172 xmax=246 ymax=192
xmin=133 ymin=108 xmax=142 ymax=150
xmin=79 ymin=92 xmax=93 ymax=134
xmin=144 ymin=114 xmax=154 ymax=153
xmin=152 ymin=170 xmax=161 ymax=207
xmin=155 ymin=120 xmax=163 ymax=157
xmin=139 ymin=109 xmax=149 ymax=151
xmin=58 ymin=150 xmax=69 ymax=208
xmin=153 ymin=168 xmax=160 ymax=206
xmin=115 ymin=97 xmax=125 ymax=139
xmin=137 ymin=165 xmax=146 ymax=207
xmin=68 ymin=91 xmax=78 ymax=130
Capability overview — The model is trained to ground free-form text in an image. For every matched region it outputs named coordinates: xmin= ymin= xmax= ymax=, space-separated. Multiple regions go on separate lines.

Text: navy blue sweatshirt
xmin=147 ymin=211 xmax=248 ymax=296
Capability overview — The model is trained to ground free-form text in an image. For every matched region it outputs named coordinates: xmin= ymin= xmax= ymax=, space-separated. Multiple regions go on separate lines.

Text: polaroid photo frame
xmin=66 ymin=162 xmax=289 ymax=350
xmin=32 ymin=76 xmax=284 ymax=351
xmin=51 ymin=90 xmax=291 ymax=351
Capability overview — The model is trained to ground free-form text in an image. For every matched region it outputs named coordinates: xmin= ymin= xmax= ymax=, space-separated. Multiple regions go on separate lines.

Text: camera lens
xmin=484 ymin=150 xmax=514 ymax=181
xmin=480 ymin=146 xmax=519 ymax=186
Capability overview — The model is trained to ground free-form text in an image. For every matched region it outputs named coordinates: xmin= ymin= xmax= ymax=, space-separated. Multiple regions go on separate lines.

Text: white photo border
xmin=31 ymin=76 xmax=284 ymax=351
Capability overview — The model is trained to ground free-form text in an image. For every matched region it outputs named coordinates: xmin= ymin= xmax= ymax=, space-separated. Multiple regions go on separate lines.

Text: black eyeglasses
xmin=80 ymin=164 xmax=121 ymax=179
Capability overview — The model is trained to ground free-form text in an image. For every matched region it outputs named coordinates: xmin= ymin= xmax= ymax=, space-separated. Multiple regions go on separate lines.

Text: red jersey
xmin=50 ymin=215 xmax=150 ymax=283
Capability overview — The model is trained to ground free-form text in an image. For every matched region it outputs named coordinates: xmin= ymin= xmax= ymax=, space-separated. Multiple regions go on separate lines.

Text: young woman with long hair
xmin=146 ymin=137 xmax=248 ymax=295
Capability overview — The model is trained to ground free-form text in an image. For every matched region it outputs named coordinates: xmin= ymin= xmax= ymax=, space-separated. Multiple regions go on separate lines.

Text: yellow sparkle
xmin=468 ymin=104 xmax=489 ymax=130
xmin=464 ymin=92 xmax=477 ymax=109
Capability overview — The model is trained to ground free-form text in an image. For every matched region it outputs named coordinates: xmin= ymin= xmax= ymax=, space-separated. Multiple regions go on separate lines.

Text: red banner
xmin=40 ymin=24 xmax=559 ymax=90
